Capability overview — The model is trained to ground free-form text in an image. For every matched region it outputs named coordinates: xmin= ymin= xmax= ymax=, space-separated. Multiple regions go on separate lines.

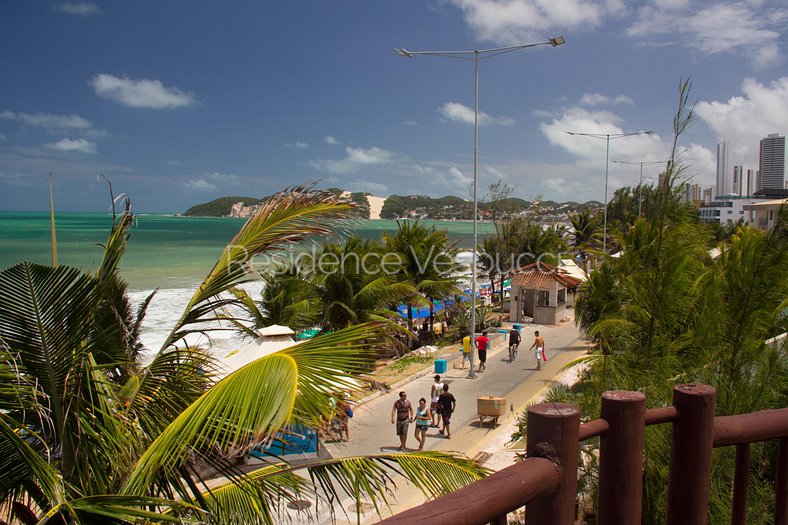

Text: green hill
xmin=184 ymin=196 xmax=261 ymax=217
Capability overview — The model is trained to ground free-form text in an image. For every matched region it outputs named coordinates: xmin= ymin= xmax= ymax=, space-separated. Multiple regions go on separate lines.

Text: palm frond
xmin=159 ymin=185 xmax=355 ymax=353
xmin=123 ymin=322 xmax=386 ymax=495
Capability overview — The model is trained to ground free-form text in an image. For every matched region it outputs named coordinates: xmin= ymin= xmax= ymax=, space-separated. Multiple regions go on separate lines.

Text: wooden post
xmin=731 ymin=444 xmax=750 ymax=525
xmin=597 ymin=390 xmax=646 ymax=525
xmin=666 ymin=383 xmax=716 ymax=525
xmin=526 ymin=402 xmax=581 ymax=525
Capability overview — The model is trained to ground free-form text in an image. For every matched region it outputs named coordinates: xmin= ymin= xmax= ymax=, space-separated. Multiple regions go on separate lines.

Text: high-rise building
xmin=684 ymin=183 xmax=702 ymax=202
xmin=746 ymin=169 xmax=757 ymax=196
xmin=702 ymin=186 xmax=714 ymax=203
xmin=758 ymin=134 xmax=786 ymax=191
xmin=716 ymin=141 xmax=733 ymax=196
xmin=733 ymin=165 xmax=744 ymax=196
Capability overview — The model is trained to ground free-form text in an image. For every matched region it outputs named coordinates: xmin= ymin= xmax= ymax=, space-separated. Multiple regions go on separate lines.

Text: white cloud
xmin=449 ymin=166 xmax=472 ymax=186
xmin=167 ymin=160 xmax=181 ymax=166
xmin=0 ymin=132 xmax=6 ymax=141
xmin=90 ymin=74 xmax=196 ymax=109
xmin=0 ymin=110 xmax=93 ymax=131
xmin=447 ymin=0 xmax=605 ymax=43
xmin=325 ymin=135 xmax=340 ymax=145
xmin=44 ymin=138 xmax=96 ymax=154
xmin=627 ymin=1 xmax=786 ymax=68
xmin=402 ymin=120 xmax=419 ymax=126
xmin=439 ymin=102 xmax=514 ymax=126
xmin=579 ymin=93 xmax=635 ymax=106
xmin=183 ymin=179 xmax=217 ymax=192
xmin=539 ymin=106 xmax=664 ymax=165
xmin=207 ymin=171 xmax=240 ymax=184
xmin=295 ymin=141 xmax=310 ymax=149
xmin=312 ymin=146 xmax=396 ymax=174
xmin=53 ymin=2 xmax=100 ymax=15
xmin=696 ymin=77 xmax=788 ymax=167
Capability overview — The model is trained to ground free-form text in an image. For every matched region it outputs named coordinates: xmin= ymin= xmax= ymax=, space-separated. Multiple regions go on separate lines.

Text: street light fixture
xmin=397 ymin=36 xmax=566 ymax=379
xmin=566 ymin=131 xmax=653 ymax=254
xmin=611 ymin=159 xmax=671 ymax=218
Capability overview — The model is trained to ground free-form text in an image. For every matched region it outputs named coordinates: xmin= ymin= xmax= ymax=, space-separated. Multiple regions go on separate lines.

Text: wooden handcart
xmin=477 ymin=396 xmax=506 ymax=428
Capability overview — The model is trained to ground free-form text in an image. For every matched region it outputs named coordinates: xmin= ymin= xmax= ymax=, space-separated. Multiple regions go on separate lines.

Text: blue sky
xmin=1 ymin=1 xmax=787 ymax=212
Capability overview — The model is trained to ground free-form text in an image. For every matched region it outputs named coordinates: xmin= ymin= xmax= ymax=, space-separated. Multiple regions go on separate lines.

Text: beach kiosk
xmin=508 ymin=262 xmax=583 ymax=325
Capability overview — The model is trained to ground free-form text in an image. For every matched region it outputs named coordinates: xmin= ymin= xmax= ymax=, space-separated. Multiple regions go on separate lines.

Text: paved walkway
xmin=321 ymin=312 xmax=590 ymax=524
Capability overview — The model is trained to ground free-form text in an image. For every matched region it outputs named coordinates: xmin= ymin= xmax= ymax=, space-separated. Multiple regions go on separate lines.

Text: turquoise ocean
xmin=0 ymin=212 xmax=494 ymax=355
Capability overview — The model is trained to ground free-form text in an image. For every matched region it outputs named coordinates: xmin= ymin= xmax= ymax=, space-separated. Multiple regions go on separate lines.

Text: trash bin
xmin=434 ymin=358 xmax=447 ymax=374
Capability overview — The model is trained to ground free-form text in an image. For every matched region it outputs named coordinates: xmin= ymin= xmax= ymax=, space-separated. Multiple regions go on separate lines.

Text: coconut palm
xmin=0 ymin=186 xmax=486 ymax=524
xmin=569 ymin=210 xmax=601 ymax=251
xmin=230 ymin=261 xmax=317 ymax=335
xmin=311 ymin=237 xmax=417 ymax=331
xmin=383 ymin=221 xmax=462 ymax=332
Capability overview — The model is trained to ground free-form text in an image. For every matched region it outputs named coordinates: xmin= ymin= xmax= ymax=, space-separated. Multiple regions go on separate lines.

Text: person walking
xmin=529 ymin=330 xmax=546 ymax=371
xmin=508 ymin=326 xmax=521 ymax=363
xmin=391 ymin=391 xmax=413 ymax=451
xmin=414 ymin=398 xmax=430 ymax=450
xmin=475 ymin=330 xmax=489 ymax=372
xmin=437 ymin=384 xmax=456 ymax=439
xmin=429 ymin=375 xmax=444 ymax=428
xmin=461 ymin=334 xmax=471 ymax=369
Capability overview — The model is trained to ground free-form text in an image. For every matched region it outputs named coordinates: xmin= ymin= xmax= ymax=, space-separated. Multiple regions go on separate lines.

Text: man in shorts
xmin=391 ymin=391 xmax=413 ymax=451
xmin=437 ymin=384 xmax=456 ymax=439
xmin=529 ymin=330 xmax=546 ymax=371
xmin=475 ymin=330 xmax=489 ymax=372
xmin=429 ymin=375 xmax=444 ymax=428
xmin=508 ymin=326 xmax=521 ymax=363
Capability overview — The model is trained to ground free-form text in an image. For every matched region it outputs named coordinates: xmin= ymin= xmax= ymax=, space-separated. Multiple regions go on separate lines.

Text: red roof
xmin=508 ymin=262 xmax=583 ymax=290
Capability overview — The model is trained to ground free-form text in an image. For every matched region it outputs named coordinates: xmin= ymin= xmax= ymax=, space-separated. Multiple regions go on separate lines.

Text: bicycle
xmin=508 ymin=342 xmax=519 ymax=362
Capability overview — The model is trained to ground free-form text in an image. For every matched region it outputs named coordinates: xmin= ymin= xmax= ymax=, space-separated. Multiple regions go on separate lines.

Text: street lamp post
xmin=397 ymin=36 xmax=566 ymax=379
xmin=566 ymin=131 xmax=653 ymax=254
xmin=611 ymin=159 xmax=670 ymax=218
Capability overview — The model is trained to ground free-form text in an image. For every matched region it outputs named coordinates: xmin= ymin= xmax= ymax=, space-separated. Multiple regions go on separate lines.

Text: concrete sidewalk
xmin=322 ymin=312 xmax=590 ymax=524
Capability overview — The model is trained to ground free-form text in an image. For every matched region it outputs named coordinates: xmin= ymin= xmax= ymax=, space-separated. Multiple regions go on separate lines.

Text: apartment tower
xmin=716 ymin=140 xmax=733 ymax=196
xmin=758 ymin=134 xmax=786 ymax=191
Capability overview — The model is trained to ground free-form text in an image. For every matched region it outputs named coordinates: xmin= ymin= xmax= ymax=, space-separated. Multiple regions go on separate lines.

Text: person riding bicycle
xmin=508 ymin=326 xmax=522 ymax=362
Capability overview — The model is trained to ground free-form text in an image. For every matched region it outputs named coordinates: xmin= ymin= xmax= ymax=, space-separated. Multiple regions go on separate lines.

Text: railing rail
xmin=378 ymin=383 xmax=788 ymax=525
xmin=376 ymin=457 xmax=559 ymax=525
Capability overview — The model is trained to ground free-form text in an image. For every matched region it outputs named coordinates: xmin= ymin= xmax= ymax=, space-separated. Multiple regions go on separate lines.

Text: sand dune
xmin=366 ymin=196 xmax=385 ymax=219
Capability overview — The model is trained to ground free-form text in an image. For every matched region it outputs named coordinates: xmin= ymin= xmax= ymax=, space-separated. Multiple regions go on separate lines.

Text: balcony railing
xmin=378 ymin=383 xmax=788 ymax=525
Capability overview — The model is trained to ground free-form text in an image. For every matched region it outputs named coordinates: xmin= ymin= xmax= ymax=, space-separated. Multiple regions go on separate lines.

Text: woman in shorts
xmin=414 ymin=398 xmax=430 ymax=450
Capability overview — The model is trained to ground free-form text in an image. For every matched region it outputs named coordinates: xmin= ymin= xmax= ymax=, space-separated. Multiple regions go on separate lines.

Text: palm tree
xmin=383 ymin=221 xmax=462 ymax=333
xmin=570 ymin=210 xmax=601 ymax=251
xmin=0 ymin=186 xmax=486 ymax=524
xmin=230 ymin=261 xmax=316 ymax=335
xmin=311 ymin=237 xmax=417 ymax=331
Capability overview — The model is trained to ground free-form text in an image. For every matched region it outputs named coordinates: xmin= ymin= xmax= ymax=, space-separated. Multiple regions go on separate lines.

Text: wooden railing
xmin=378 ymin=383 xmax=788 ymax=525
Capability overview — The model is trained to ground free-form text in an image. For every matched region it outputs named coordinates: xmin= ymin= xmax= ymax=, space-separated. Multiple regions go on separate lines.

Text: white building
xmin=699 ymin=196 xmax=759 ymax=225
xmin=743 ymin=199 xmax=787 ymax=231
xmin=758 ymin=134 xmax=786 ymax=191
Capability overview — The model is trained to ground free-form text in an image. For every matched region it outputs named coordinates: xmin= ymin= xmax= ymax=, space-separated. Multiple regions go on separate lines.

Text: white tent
xmin=218 ymin=325 xmax=297 ymax=379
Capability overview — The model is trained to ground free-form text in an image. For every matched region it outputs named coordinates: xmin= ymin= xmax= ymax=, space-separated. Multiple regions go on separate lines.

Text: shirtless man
xmin=529 ymin=330 xmax=545 ymax=371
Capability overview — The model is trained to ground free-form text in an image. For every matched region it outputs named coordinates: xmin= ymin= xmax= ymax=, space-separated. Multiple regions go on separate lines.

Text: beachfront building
xmin=743 ymin=198 xmax=788 ymax=231
xmin=507 ymin=262 xmax=583 ymax=325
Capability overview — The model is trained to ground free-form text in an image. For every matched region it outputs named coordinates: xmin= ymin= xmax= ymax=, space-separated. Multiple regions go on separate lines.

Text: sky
xmin=1 ymin=1 xmax=787 ymax=213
